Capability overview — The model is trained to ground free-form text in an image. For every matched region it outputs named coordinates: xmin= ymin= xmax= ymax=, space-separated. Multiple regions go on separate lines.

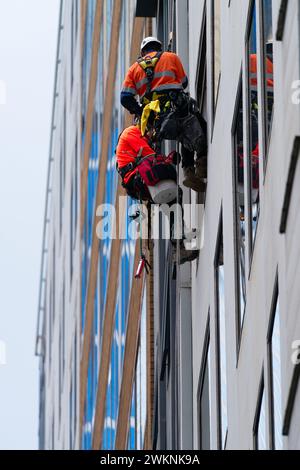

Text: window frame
xmin=267 ymin=271 xmax=283 ymax=449
xmin=211 ymin=0 xmax=221 ymax=132
xmin=196 ymin=1 xmax=207 ymax=114
xmin=260 ymin=0 xmax=275 ymax=169
xmin=232 ymin=72 xmax=247 ymax=356
xmin=214 ymin=209 xmax=228 ymax=450
xmin=253 ymin=369 xmax=267 ymax=450
xmin=197 ymin=314 xmax=211 ymax=450
xmin=195 ymin=2 xmax=208 ymax=213
xmin=245 ymin=0 xmax=260 ymax=267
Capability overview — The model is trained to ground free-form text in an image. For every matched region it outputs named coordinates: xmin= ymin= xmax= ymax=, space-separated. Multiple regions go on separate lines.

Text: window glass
xmin=233 ymin=80 xmax=246 ymax=331
xmin=257 ymin=388 xmax=267 ymax=450
xmin=199 ymin=341 xmax=212 ymax=449
xmin=247 ymin=2 xmax=260 ymax=250
xmin=270 ymin=297 xmax=283 ymax=449
xmin=216 ymin=224 xmax=228 ymax=448
xmin=262 ymin=0 xmax=274 ymax=144
xmin=213 ymin=0 xmax=221 ymax=109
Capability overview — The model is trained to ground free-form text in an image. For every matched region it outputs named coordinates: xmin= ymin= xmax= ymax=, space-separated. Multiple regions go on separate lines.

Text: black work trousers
xmin=155 ymin=93 xmax=207 ymax=168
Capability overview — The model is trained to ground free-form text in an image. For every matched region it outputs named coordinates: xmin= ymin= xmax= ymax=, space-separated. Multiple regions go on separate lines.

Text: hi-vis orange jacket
xmin=121 ymin=51 xmax=188 ymax=98
xmin=116 ymin=125 xmax=155 ymax=184
xmin=250 ymin=53 xmax=273 ymax=89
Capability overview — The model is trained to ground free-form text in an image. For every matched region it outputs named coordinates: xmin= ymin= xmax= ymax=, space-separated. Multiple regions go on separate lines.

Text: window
xmin=247 ymin=1 xmax=260 ymax=255
xmin=215 ymin=215 xmax=228 ymax=449
xmin=212 ymin=0 xmax=221 ymax=115
xmin=196 ymin=2 xmax=207 ymax=114
xmin=276 ymin=0 xmax=288 ymax=41
xmin=268 ymin=282 xmax=283 ymax=449
xmin=198 ymin=318 xmax=212 ymax=450
xmin=262 ymin=0 xmax=274 ymax=149
xmin=233 ymin=77 xmax=246 ymax=342
xmin=254 ymin=375 xmax=267 ymax=450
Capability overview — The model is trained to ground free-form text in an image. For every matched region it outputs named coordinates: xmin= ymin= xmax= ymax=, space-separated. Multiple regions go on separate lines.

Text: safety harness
xmin=116 ymin=147 xmax=152 ymax=180
xmin=137 ymin=51 xmax=163 ymax=98
xmin=117 ymin=150 xmax=177 ymax=202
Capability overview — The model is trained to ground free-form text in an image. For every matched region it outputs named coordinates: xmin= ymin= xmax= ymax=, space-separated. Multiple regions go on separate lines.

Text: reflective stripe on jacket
xmin=121 ymin=51 xmax=188 ymax=98
xmin=250 ymin=53 xmax=273 ymax=89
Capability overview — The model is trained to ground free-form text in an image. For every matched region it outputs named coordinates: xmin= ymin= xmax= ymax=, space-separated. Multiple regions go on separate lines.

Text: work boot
xmin=195 ymin=157 xmax=207 ymax=180
xmin=182 ymin=166 xmax=206 ymax=193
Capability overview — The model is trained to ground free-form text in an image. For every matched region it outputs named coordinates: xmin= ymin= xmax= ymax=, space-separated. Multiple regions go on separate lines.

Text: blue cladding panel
xmin=82 ymin=3 xmax=140 ymax=449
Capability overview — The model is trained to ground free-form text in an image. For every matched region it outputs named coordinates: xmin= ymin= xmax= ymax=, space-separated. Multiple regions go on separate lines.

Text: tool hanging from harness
xmin=134 ymin=200 xmax=151 ymax=279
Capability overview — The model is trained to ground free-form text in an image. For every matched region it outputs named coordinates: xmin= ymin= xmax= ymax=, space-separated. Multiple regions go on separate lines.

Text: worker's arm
xmin=120 ymin=92 xmax=142 ymax=116
xmin=182 ymin=76 xmax=188 ymax=89
xmin=121 ymin=66 xmax=142 ymax=115
xmin=174 ymin=54 xmax=188 ymax=89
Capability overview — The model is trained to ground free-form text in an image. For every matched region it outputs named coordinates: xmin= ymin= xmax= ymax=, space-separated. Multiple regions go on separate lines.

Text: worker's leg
xmin=179 ymin=113 xmax=207 ymax=156
xmin=176 ymin=109 xmax=207 ymax=197
xmin=156 ymin=110 xmax=178 ymax=143
xmin=181 ymin=145 xmax=206 ymax=194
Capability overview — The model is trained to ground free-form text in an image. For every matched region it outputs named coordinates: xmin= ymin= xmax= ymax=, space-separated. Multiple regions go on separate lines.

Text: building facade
xmin=37 ymin=0 xmax=300 ymax=450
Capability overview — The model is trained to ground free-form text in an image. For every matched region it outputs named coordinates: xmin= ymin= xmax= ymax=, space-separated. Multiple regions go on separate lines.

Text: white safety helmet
xmin=140 ymin=36 xmax=162 ymax=54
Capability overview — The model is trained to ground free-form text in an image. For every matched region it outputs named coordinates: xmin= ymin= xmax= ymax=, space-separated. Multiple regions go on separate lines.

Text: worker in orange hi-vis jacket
xmin=116 ymin=125 xmax=156 ymax=196
xmin=248 ymin=53 xmax=273 ymax=192
xmin=116 ymin=123 xmax=199 ymax=265
xmin=116 ymin=124 xmax=178 ymax=201
xmin=120 ymin=36 xmax=207 ymax=197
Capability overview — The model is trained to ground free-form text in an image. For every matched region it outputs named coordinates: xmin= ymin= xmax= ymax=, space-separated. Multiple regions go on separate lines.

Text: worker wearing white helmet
xmin=121 ymin=36 xmax=188 ymax=116
xmin=140 ymin=36 xmax=162 ymax=54
xmin=120 ymin=35 xmax=207 ymax=195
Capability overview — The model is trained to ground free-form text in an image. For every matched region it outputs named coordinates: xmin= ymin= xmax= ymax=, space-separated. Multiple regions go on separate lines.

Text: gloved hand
xmin=134 ymin=105 xmax=143 ymax=116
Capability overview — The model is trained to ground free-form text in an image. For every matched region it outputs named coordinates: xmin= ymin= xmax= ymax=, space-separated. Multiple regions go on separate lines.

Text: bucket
xmin=147 ymin=180 xmax=177 ymax=204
